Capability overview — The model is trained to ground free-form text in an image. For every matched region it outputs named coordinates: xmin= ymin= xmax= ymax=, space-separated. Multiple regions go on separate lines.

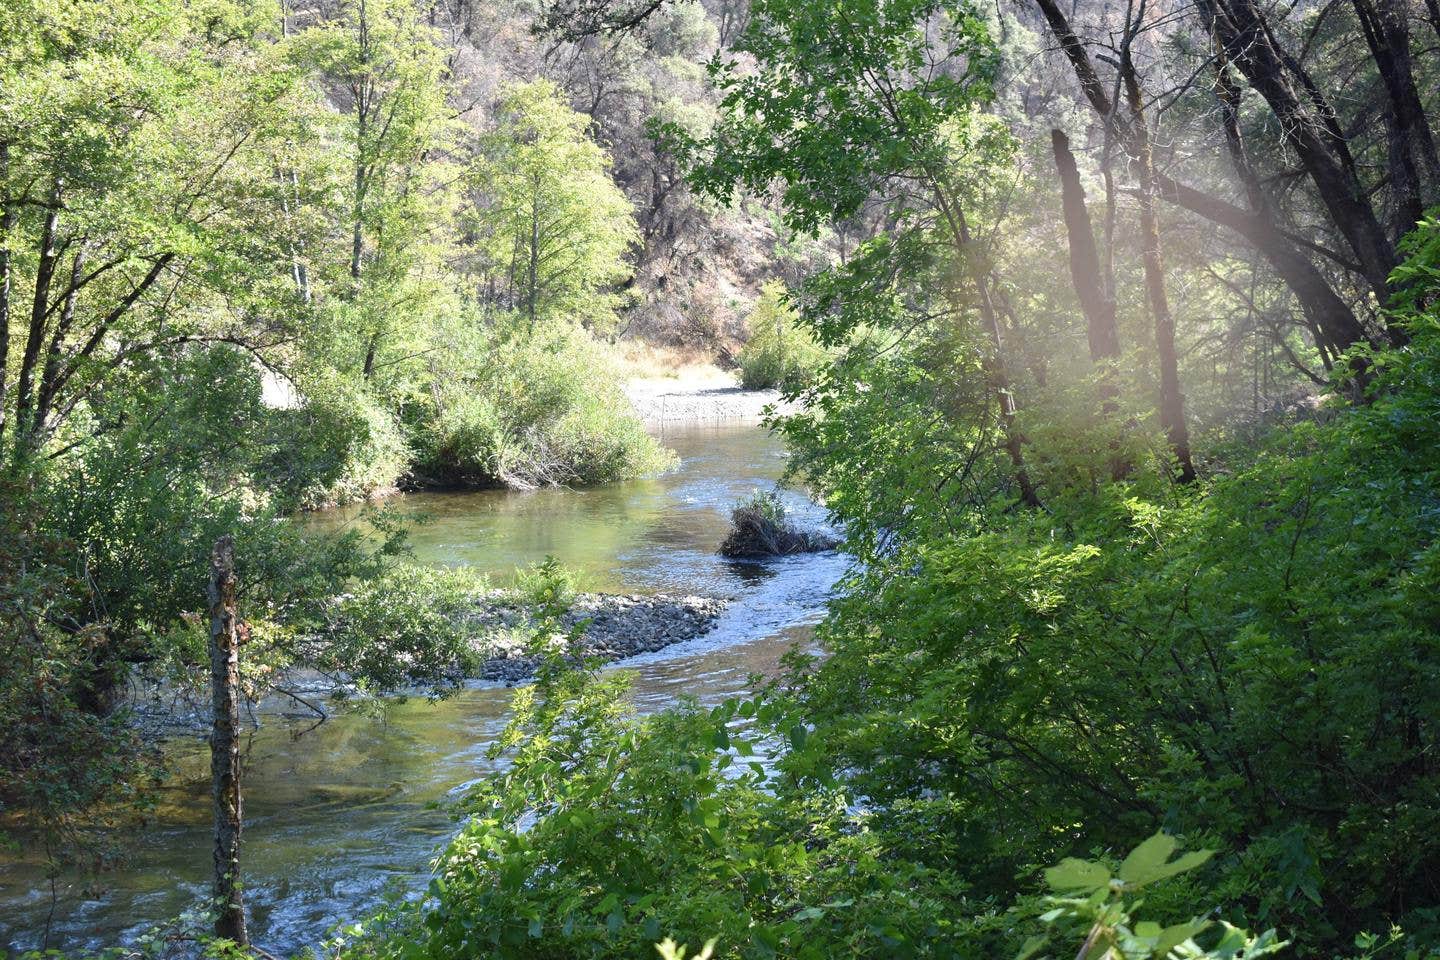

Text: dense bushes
xmin=344 ymin=234 xmax=1440 ymax=960
xmin=317 ymin=564 xmax=496 ymax=693
xmin=413 ymin=320 xmax=674 ymax=489
xmin=737 ymin=281 xmax=829 ymax=392
xmin=265 ymin=380 xmax=411 ymax=510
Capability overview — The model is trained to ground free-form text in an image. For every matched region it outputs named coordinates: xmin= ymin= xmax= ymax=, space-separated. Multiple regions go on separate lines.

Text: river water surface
xmin=0 ymin=422 xmax=845 ymax=955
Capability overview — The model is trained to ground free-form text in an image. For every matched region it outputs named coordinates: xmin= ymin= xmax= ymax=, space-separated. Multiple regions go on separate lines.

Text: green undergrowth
xmin=409 ymin=320 xmax=676 ymax=490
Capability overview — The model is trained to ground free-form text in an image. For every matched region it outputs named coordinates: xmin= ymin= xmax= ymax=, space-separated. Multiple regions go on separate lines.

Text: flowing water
xmin=0 ymin=421 xmax=847 ymax=955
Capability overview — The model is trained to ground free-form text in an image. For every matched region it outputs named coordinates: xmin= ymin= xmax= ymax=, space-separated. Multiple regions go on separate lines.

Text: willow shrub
xmin=738 ymin=281 xmax=829 ymax=392
xmin=413 ymin=320 xmax=674 ymax=489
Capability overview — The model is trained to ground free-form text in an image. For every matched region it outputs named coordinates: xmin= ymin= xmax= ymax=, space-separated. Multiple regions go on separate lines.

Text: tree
xmin=469 ymin=80 xmax=638 ymax=331
xmin=296 ymin=0 xmax=459 ymax=380
xmin=0 ymin=0 xmax=313 ymax=465
xmin=670 ymin=0 xmax=1043 ymax=507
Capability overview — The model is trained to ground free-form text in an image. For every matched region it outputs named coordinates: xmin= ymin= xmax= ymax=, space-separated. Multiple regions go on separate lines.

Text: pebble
xmin=470 ymin=592 xmax=731 ymax=683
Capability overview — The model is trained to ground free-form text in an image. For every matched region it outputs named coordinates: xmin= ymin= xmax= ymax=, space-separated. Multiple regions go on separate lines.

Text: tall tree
xmin=1119 ymin=16 xmax=1195 ymax=482
xmin=468 ymin=80 xmax=638 ymax=331
xmin=299 ymin=0 xmax=457 ymax=379
xmin=0 ymin=0 xmax=314 ymax=464
xmin=1193 ymin=0 xmax=1398 ymax=301
xmin=1050 ymin=130 xmax=1119 ymax=368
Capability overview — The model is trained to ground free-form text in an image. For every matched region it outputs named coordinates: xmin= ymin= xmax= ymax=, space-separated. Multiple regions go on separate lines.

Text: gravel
xmin=624 ymin=377 xmax=798 ymax=424
xmin=470 ymin=591 xmax=731 ymax=683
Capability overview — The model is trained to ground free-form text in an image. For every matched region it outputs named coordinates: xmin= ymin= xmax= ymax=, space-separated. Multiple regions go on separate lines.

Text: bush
xmin=780 ymin=321 xmax=1440 ymax=953
xmin=342 ymin=662 xmax=994 ymax=960
xmin=319 ymin=563 xmax=489 ymax=693
xmin=416 ymin=319 xmax=676 ymax=489
xmin=265 ymin=379 xmax=411 ymax=510
xmin=719 ymin=490 xmax=836 ymax=557
xmin=737 ymin=281 xmax=829 ymax=392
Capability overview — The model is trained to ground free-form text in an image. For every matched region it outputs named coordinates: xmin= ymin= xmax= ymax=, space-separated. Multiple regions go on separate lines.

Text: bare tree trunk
xmin=1195 ymin=0 xmax=1397 ymax=301
xmin=528 ymin=201 xmax=539 ymax=332
xmin=1352 ymin=0 xmax=1440 ymax=230
xmin=209 ymin=536 xmax=247 ymax=946
xmin=353 ymin=0 xmax=373 ymax=380
xmin=1211 ymin=56 xmax=1374 ymax=354
xmin=1051 ymin=130 xmax=1120 ymax=366
xmin=0 ymin=142 xmax=13 ymax=441
xmin=1123 ymin=67 xmax=1196 ymax=483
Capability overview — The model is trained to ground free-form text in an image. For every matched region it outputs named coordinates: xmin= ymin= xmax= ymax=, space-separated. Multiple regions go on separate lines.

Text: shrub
xmin=718 ymin=490 xmax=836 ymax=557
xmin=416 ymin=319 xmax=675 ymax=489
xmin=265 ymin=379 xmax=411 ymax=510
xmin=318 ymin=563 xmax=489 ymax=693
xmin=737 ymin=281 xmax=828 ymax=392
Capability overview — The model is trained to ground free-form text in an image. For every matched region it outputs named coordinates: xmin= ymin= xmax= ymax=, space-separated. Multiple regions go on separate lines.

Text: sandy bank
xmin=625 ymin=371 xmax=797 ymax=424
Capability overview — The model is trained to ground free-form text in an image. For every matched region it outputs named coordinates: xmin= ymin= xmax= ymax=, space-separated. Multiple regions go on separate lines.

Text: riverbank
xmin=625 ymin=370 xmax=797 ymax=424
xmin=127 ymin=589 xmax=732 ymax=736
xmin=469 ymin=591 xmax=731 ymax=682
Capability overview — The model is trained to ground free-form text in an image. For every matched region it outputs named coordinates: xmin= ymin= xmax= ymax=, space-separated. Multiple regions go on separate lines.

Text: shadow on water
xmin=0 ymin=421 xmax=846 ymax=955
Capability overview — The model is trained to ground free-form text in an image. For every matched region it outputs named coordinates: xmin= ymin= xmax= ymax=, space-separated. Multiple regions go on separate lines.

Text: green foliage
xmin=777 ymin=316 xmax=1440 ymax=952
xmin=264 ymin=379 xmax=411 ymax=510
xmin=1020 ymin=834 xmax=1286 ymax=960
xmin=413 ymin=319 xmax=675 ymax=489
xmin=737 ymin=281 xmax=828 ymax=391
xmin=320 ymin=564 xmax=487 ymax=694
xmin=0 ymin=477 xmax=162 ymax=873
xmin=514 ymin=556 xmax=580 ymax=609
xmin=343 ymin=663 xmax=994 ymax=960
xmin=469 ymin=80 xmax=639 ymax=331
xmin=668 ymin=0 xmax=998 ymax=235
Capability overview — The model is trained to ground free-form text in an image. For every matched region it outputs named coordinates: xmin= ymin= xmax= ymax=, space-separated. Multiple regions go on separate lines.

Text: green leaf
xmin=1117 ymin=832 xmax=1213 ymax=888
xmin=1043 ymin=858 xmax=1112 ymax=893
xmin=1015 ymin=935 xmax=1048 ymax=960
xmin=1154 ymin=919 xmax=1209 ymax=957
xmin=1119 ymin=833 xmax=1178 ymax=885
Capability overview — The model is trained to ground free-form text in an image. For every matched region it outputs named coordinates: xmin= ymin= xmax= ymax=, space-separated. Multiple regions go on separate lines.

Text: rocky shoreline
xmin=126 ymin=590 xmax=732 ymax=736
xmin=468 ymin=591 xmax=731 ymax=682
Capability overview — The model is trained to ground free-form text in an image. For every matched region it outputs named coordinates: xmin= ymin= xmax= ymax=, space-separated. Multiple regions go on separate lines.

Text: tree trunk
xmin=1210 ymin=57 xmax=1375 ymax=353
xmin=0 ymin=142 xmax=13 ymax=440
xmin=938 ymin=194 xmax=1042 ymax=508
xmin=1352 ymin=0 xmax=1440 ymax=232
xmin=1425 ymin=0 xmax=1440 ymax=43
xmin=209 ymin=536 xmax=247 ymax=946
xmin=12 ymin=181 xmax=62 ymax=453
xmin=1034 ymin=0 xmax=1375 ymax=354
xmin=1051 ymin=130 xmax=1120 ymax=365
xmin=1195 ymin=0 xmax=1397 ymax=300
xmin=1123 ymin=68 xmax=1196 ymax=484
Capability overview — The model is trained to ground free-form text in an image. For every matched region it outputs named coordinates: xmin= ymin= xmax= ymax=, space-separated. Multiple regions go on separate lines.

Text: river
xmin=0 ymin=421 xmax=846 ymax=956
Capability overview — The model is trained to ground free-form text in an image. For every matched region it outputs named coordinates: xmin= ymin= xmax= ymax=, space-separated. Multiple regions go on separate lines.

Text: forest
xmin=1 ymin=0 xmax=1439 ymax=956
